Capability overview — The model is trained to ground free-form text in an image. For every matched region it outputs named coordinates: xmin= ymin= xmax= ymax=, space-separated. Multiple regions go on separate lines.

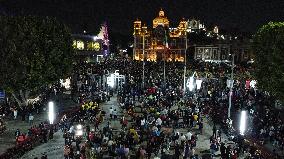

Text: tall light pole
xmin=163 ymin=30 xmax=167 ymax=87
xmin=183 ymin=33 xmax=188 ymax=97
xmin=48 ymin=101 xmax=55 ymax=125
xmin=163 ymin=50 xmax=166 ymax=87
xmin=228 ymin=54 xmax=234 ymax=120
xmin=142 ymin=33 xmax=145 ymax=89
xmin=133 ymin=35 xmax=136 ymax=60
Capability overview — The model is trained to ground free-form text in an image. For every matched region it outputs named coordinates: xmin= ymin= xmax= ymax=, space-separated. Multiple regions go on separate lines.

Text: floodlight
xmin=60 ymin=78 xmax=71 ymax=90
xmin=239 ymin=110 xmax=247 ymax=135
xmin=93 ymin=36 xmax=99 ymax=41
xmin=250 ymin=80 xmax=257 ymax=89
xmin=76 ymin=124 xmax=82 ymax=130
xmin=107 ymin=74 xmax=115 ymax=88
xmin=196 ymin=79 xmax=202 ymax=90
xmin=48 ymin=101 xmax=55 ymax=124
xmin=188 ymin=76 xmax=194 ymax=91
xmin=75 ymin=130 xmax=83 ymax=136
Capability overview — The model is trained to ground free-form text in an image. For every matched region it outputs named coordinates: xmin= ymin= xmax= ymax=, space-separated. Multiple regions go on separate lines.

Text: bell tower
xmin=133 ymin=19 xmax=142 ymax=35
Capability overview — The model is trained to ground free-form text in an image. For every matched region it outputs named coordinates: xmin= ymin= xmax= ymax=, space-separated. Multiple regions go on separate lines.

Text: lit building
xmin=194 ymin=44 xmax=231 ymax=62
xmin=72 ymin=23 xmax=110 ymax=63
xmin=213 ymin=26 xmax=219 ymax=34
xmin=194 ymin=40 xmax=254 ymax=63
xmin=72 ymin=34 xmax=105 ymax=62
xmin=133 ymin=9 xmax=187 ymax=62
xmin=187 ymin=19 xmax=205 ymax=32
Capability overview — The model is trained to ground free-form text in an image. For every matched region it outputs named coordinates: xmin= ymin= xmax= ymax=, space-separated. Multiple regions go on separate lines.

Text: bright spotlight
xmin=48 ymin=101 xmax=55 ymax=124
xmin=250 ymin=80 xmax=257 ymax=89
xmin=60 ymin=78 xmax=71 ymax=90
xmin=75 ymin=130 xmax=83 ymax=136
xmin=187 ymin=76 xmax=195 ymax=91
xmin=196 ymin=79 xmax=202 ymax=90
xmin=93 ymin=36 xmax=99 ymax=41
xmin=76 ymin=124 xmax=82 ymax=130
xmin=239 ymin=110 xmax=247 ymax=135
xmin=107 ymin=74 xmax=115 ymax=88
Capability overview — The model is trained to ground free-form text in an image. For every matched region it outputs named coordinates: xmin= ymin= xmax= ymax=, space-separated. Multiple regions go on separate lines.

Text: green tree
xmin=0 ymin=16 xmax=74 ymax=107
xmin=253 ymin=22 xmax=284 ymax=101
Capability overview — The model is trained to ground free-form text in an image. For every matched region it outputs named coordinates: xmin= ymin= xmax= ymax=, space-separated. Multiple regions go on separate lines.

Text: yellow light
xmin=94 ymin=42 xmax=100 ymax=51
xmin=76 ymin=40 xmax=84 ymax=50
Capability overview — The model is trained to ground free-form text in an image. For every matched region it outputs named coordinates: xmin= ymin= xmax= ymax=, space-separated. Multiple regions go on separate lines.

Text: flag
xmin=163 ymin=30 xmax=168 ymax=48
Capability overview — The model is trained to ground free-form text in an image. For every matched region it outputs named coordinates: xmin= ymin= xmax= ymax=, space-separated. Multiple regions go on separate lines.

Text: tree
xmin=253 ymin=22 xmax=284 ymax=102
xmin=0 ymin=16 xmax=74 ymax=107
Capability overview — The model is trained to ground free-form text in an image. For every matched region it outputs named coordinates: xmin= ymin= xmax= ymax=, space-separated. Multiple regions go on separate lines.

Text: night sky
xmin=1 ymin=0 xmax=284 ymax=37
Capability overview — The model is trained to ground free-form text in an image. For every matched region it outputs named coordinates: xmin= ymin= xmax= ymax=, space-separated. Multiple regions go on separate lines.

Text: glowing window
xmin=87 ymin=42 xmax=95 ymax=50
xmin=76 ymin=40 xmax=84 ymax=50
xmin=72 ymin=40 xmax=77 ymax=48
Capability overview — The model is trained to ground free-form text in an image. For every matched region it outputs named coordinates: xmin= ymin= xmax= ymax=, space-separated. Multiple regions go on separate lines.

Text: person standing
xmin=13 ymin=108 xmax=17 ymax=120
xmin=183 ymin=143 xmax=190 ymax=159
xmin=64 ymin=145 xmax=71 ymax=159
xmin=174 ymin=144 xmax=181 ymax=159
xmin=213 ymin=124 xmax=217 ymax=138
xmin=28 ymin=113 xmax=34 ymax=126
xmin=220 ymin=142 xmax=226 ymax=158
xmin=217 ymin=129 xmax=222 ymax=142
xmin=109 ymin=107 xmax=113 ymax=119
xmin=199 ymin=121 xmax=203 ymax=134
xmin=15 ymin=129 xmax=20 ymax=141
xmin=113 ymin=109 xmax=117 ymax=119
xmin=210 ymin=142 xmax=218 ymax=158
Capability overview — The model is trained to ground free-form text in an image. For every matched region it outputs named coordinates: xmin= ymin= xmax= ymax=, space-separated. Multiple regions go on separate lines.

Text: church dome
xmin=153 ymin=9 xmax=169 ymax=28
xmin=159 ymin=10 xmax=165 ymax=17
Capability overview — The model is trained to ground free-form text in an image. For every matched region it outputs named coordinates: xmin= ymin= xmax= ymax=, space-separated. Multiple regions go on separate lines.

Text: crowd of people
xmin=0 ymin=56 xmax=283 ymax=159
xmin=59 ymin=57 xmax=282 ymax=159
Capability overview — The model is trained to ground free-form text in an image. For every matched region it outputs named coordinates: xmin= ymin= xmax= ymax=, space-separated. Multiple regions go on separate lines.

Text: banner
xmin=0 ymin=91 xmax=5 ymax=99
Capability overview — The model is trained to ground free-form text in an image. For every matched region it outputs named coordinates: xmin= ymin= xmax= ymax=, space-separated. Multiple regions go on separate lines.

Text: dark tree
xmin=0 ymin=16 xmax=74 ymax=107
xmin=253 ymin=22 xmax=284 ymax=102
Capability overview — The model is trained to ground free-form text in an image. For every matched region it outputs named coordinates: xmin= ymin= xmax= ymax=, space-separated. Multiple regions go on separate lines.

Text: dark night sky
xmin=1 ymin=0 xmax=284 ymax=36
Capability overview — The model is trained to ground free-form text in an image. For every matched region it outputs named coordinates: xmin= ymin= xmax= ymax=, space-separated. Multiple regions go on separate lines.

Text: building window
xmin=76 ymin=40 xmax=84 ymax=50
xmin=87 ymin=42 xmax=95 ymax=50
xmin=72 ymin=40 xmax=77 ymax=48
xmin=212 ymin=49 xmax=218 ymax=59
xmin=204 ymin=48 xmax=210 ymax=60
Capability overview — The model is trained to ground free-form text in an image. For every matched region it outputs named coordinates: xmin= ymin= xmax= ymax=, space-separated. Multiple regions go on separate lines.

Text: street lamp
xmin=228 ymin=54 xmax=234 ymax=120
xmin=196 ymin=79 xmax=203 ymax=90
xmin=48 ymin=101 xmax=55 ymax=124
xmin=188 ymin=76 xmax=195 ymax=92
xmin=239 ymin=110 xmax=247 ymax=135
xmin=142 ymin=32 xmax=145 ymax=89
xmin=183 ymin=31 xmax=188 ymax=97
xmin=75 ymin=124 xmax=83 ymax=136
xmin=186 ymin=72 xmax=197 ymax=92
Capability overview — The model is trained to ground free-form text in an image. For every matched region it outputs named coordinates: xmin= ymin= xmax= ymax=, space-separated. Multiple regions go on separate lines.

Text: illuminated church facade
xmin=133 ymin=9 xmax=187 ymax=62
xmin=133 ymin=9 xmax=253 ymax=63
